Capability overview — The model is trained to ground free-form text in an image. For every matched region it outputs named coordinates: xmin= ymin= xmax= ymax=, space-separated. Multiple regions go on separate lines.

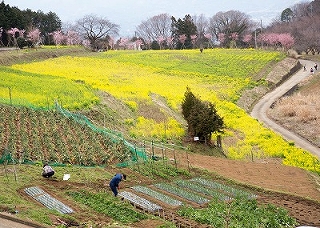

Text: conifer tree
xmin=181 ymin=87 xmax=224 ymax=144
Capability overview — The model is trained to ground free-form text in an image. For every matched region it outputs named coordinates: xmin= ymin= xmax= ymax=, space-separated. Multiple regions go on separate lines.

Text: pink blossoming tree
xmin=27 ymin=28 xmax=41 ymax=47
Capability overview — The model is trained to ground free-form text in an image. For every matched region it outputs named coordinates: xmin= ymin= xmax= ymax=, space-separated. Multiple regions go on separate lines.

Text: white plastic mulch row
xmin=118 ymin=191 xmax=162 ymax=212
xmin=191 ymin=177 xmax=258 ymax=199
xmin=24 ymin=186 xmax=73 ymax=214
xmin=131 ymin=185 xmax=183 ymax=206
xmin=175 ymin=179 xmax=233 ymax=201
xmin=154 ymin=182 xmax=210 ymax=204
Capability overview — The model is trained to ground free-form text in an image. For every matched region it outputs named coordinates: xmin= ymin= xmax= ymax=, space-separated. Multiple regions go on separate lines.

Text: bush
xmin=17 ymin=37 xmax=27 ymax=49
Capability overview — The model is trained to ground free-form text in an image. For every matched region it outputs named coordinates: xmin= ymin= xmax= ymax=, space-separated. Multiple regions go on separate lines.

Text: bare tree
xmin=208 ymin=10 xmax=255 ymax=48
xmin=292 ymin=2 xmax=311 ymax=18
xmin=192 ymin=14 xmax=209 ymax=47
xmin=76 ymin=14 xmax=119 ymax=50
xmin=136 ymin=13 xmax=171 ymax=45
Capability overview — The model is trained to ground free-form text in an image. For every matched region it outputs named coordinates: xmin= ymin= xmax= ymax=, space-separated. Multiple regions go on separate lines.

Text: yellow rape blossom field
xmin=4 ymin=48 xmax=319 ymax=173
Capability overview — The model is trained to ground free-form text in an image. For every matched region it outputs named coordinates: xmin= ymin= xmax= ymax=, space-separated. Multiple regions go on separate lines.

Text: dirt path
xmin=251 ymin=59 xmax=320 ymax=158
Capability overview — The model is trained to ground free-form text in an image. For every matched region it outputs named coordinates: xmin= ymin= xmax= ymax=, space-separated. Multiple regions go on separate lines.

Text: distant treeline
xmin=0 ymin=1 xmax=61 ymax=45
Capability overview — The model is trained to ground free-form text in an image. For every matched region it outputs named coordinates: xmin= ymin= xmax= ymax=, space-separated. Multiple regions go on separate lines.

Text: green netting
xmin=0 ymin=102 xmax=148 ymax=167
xmin=0 ymin=150 xmax=14 ymax=164
xmin=55 ymin=102 xmax=148 ymax=166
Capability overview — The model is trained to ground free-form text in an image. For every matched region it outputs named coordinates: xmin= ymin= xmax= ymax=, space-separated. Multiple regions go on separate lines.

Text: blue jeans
xmin=109 ymin=184 xmax=118 ymax=196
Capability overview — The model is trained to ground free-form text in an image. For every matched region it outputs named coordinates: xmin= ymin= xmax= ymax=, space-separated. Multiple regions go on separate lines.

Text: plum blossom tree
xmin=277 ymin=33 xmax=295 ymax=50
xmin=243 ymin=34 xmax=253 ymax=45
xmin=259 ymin=33 xmax=294 ymax=50
xmin=118 ymin=38 xmax=141 ymax=50
xmin=7 ymin=27 xmax=24 ymax=47
xmin=66 ymin=30 xmax=81 ymax=45
xmin=266 ymin=1 xmax=320 ymax=53
xmin=217 ymin=33 xmax=225 ymax=46
xmin=135 ymin=38 xmax=143 ymax=50
xmin=157 ymin=36 xmax=166 ymax=49
xmin=179 ymin=34 xmax=187 ymax=49
xmin=108 ymin=36 xmax=115 ymax=50
xmin=204 ymin=33 xmax=213 ymax=48
xmin=82 ymin=39 xmax=91 ymax=48
xmin=50 ymin=30 xmax=65 ymax=46
xmin=190 ymin=34 xmax=197 ymax=48
xmin=230 ymin=32 xmax=239 ymax=48
xmin=118 ymin=37 xmax=129 ymax=49
xmin=166 ymin=36 xmax=174 ymax=49
xmin=27 ymin=28 xmax=41 ymax=47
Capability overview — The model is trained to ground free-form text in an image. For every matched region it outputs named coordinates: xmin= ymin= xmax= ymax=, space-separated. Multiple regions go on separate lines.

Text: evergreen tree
xmin=0 ymin=1 xmax=61 ymax=45
xmin=181 ymin=88 xmax=224 ymax=144
xmin=171 ymin=14 xmax=197 ymax=49
xmin=281 ymin=8 xmax=294 ymax=22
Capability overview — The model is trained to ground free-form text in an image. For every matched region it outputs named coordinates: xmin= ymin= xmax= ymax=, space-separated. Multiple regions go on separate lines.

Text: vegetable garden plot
xmin=190 ymin=177 xmax=257 ymax=199
xmin=118 ymin=191 xmax=162 ymax=212
xmin=174 ymin=179 xmax=232 ymax=201
xmin=24 ymin=186 xmax=73 ymax=214
xmin=131 ymin=185 xmax=183 ymax=206
xmin=0 ymin=104 xmax=129 ymax=166
xmin=154 ymin=182 xmax=209 ymax=205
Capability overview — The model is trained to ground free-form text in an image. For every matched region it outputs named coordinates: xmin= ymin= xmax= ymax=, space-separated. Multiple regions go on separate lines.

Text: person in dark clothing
xmin=109 ymin=173 xmax=126 ymax=196
xmin=42 ymin=163 xmax=54 ymax=178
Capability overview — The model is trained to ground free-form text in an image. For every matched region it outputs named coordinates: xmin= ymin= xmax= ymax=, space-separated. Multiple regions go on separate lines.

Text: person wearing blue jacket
xmin=109 ymin=173 xmax=126 ymax=196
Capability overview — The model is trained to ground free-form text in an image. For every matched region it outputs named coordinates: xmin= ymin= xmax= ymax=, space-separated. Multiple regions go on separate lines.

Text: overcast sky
xmin=6 ymin=0 xmax=302 ymax=37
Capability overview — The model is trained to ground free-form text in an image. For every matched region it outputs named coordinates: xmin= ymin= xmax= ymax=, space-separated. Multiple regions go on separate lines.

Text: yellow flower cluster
xmin=6 ymin=49 xmax=318 ymax=172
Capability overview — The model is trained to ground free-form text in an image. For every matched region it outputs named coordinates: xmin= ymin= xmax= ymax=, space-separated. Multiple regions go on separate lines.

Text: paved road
xmin=0 ymin=47 xmax=18 ymax=52
xmin=0 ymin=213 xmax=44 ymax=228
xmin=251 ymin=59 xmax=320 ymax=159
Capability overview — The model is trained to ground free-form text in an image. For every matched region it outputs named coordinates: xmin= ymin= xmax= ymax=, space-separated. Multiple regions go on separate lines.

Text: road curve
xmin=251 ymin=59 xmax=320 ymax=159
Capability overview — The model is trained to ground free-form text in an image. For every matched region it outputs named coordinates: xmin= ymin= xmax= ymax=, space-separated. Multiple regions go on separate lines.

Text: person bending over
xmin=109 ymin=173 xmax=126 ymax=197
xmin=42 ymin=163 xmax=55 ymax=178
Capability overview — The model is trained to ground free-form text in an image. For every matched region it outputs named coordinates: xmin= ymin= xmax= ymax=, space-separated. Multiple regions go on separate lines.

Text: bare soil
xmin=167 ymin=151 xmax=320 ymax=226
xmin=85 ymin=56 xmax=320 ymax=227
xmin=2 ymin=50 xmax=320 ymax=227
xmin=44 ymin=156 xmax=320 ymax=227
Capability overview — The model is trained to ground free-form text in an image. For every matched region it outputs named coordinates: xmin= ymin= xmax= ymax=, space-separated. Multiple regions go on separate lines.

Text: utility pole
xmin=260 ymin=19 xmax=263 ymax=48
xmin=254 ymin=30 xmax=257 ymax=49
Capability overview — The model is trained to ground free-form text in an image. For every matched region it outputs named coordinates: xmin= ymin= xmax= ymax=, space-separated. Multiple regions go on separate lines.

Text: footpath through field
xmin=251 ymin=59 xmax=320 ymax=159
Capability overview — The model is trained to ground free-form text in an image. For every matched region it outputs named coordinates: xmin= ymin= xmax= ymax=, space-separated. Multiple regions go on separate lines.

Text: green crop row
xmin=175 ymin=179 xmax=233 ymax=201
xmin=68 ymin=190 xmax=147 ymax=224
xmin=154 ymin=182 xmax=209 ymax=204
xmin=132 ymin=185 xmax=183 ymax=206
xmin=178 ymin=198 xmax=297 ymax=227
xmin=190 ymin=177 xmax=257 ymax=199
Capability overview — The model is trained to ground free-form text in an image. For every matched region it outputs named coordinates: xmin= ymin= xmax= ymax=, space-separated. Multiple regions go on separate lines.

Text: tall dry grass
xmin=274 ymin=93 xmax=320 ymax=123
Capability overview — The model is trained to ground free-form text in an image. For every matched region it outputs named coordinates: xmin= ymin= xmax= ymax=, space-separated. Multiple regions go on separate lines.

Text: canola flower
xmin=0 ymin=66 xmax=98 ymax=109
xmin=7 ymin=49 xmax=319 ymax=173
